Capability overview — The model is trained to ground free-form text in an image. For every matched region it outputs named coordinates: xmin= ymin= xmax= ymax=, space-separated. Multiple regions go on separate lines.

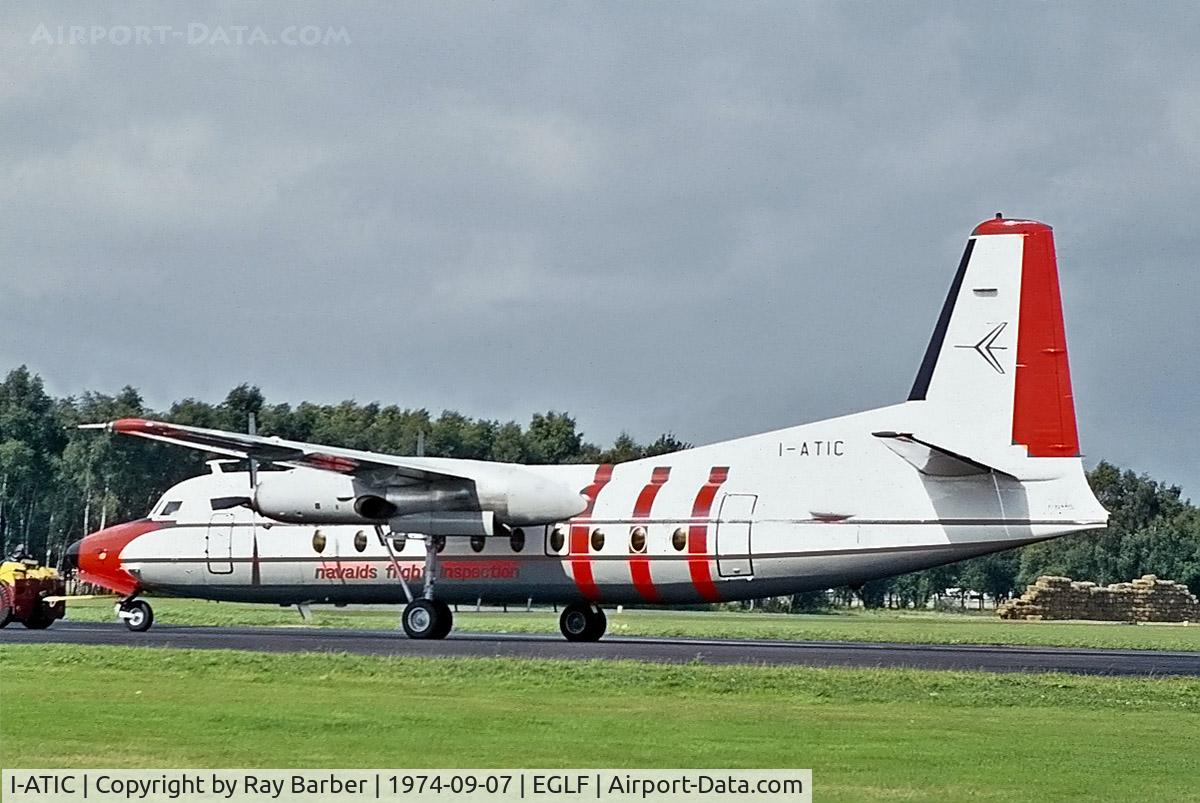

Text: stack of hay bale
xmin=998 ymin=574 xmax=1199 ymax=622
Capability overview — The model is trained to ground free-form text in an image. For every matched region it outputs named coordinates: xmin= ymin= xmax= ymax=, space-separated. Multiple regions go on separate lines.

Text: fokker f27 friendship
xmin=69 ymin=217 xmax=1108 ymax=641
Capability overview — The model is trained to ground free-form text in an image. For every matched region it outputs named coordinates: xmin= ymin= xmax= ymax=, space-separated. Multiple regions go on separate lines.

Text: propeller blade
xmin=247 ymin=412 xmax=259 ymax=489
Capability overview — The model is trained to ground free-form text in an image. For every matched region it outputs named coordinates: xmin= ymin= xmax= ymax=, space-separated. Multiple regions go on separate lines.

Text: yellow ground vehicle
xmin=0 ymin=557 xmax=66 ymax=629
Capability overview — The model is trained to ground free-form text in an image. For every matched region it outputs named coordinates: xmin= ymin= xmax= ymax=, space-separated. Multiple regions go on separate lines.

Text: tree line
xmin=0 ymin=366 xmax=686 ymax=562
xmin=2 ymin=365 xmax=1196 ymax=602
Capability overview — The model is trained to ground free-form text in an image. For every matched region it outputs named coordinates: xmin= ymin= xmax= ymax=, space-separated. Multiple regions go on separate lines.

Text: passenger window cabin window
xmin=672 ymin=527 xmax=687 ymax=551
xmin=629 ymin=526 xmax=647 ymax=554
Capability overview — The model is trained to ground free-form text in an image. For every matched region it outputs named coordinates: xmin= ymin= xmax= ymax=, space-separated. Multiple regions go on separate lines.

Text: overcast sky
xmin=2 ymin=2 xmax=1197 ymax=496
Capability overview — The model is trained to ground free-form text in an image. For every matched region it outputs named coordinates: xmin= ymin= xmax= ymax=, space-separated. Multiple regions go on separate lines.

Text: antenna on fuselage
xmin=247 ymin=412 xmax=259 ymax=489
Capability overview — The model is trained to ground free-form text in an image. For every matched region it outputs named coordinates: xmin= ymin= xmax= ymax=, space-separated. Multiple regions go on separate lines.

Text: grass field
xmin=2 ymin=645 xmax=1198 ymax=802
xmin=62 ymin=597 xmax=1200 ymax=651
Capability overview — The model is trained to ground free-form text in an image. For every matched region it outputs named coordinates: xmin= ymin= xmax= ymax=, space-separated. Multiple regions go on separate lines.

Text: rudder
xmin=908 ymin=217 xmax=1080 ymax=461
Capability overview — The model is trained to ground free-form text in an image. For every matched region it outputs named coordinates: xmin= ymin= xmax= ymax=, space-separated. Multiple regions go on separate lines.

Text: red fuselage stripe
xmin=687 ymin=467 xmax=730 ymax=602
xmin=568 ymin=465 xmax=614 ymax=601
xmin=629 ymin=467 xmax=671 ymax=602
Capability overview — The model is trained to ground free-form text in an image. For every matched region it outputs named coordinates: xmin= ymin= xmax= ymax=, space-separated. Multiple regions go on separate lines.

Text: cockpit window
xmin=159 ymin=500 xmax=182 ymax=516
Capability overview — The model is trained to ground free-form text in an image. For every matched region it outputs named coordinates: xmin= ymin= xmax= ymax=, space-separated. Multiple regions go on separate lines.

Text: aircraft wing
xmin=81 ymin=418 xmax=470 ymax=486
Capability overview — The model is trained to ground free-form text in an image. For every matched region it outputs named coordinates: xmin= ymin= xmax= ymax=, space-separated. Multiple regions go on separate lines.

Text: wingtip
xmin=77 ymin=418 xmax=167 ymax=435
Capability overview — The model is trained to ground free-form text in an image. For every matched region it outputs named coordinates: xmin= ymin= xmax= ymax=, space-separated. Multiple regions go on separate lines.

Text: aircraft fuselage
xmin=84 ymin=404 xmax=1103 ymax=607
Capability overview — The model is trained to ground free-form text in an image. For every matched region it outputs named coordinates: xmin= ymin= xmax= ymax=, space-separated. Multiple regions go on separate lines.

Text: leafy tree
xmin=490 ymin=422 xmax=528 ymax=463
xmin=597 ymin=433 xmax=643 ymax=464
xmin=1 ymin=364 xmax=1196 ymax=604
xmin=427 ymin=411 xmax=496 ymax=459
xmin=1142 ymin=507 xmax=1200 ymax=594
xmin=217 ymin=384 xmax=265 ymax=432
xmin=0 ymin=367 xmax=66 ymax=555
xmin=1018 ymin=462 xmax=1188 ymax=587
xmin=856 ymin=579 xmax=889 ymax=609
xmin=958 ymin=552 xmax=1020 ymax=603
xmin=789 ymin=590 xmax=831 ymax=612
xmin=644 ymin=433 xmax=691 ymax=457
xmin=525 ymin=411 xmax=584 ymax=464
xmin=168 ymin=398 xmax=222 ymax=429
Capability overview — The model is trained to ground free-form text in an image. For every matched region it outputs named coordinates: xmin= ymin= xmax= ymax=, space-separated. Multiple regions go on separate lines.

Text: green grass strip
xmin=2 ymin=645 xmax=1198 ymax=803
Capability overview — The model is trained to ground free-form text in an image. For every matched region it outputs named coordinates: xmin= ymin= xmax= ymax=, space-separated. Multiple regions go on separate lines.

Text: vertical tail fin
xmin=908 ymin=217 xmax=1079 ymax=461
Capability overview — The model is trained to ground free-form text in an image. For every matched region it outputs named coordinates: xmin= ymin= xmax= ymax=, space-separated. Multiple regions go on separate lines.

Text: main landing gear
xmin=117 ymin=598 xmax=153 ymax=632
xmin=381 ymin=527 xmax=607 ymax=643
xmin=559 ymin=603 xmax=607 ymax=642
xmin=393 ymin=532 xmax=454 ymax=640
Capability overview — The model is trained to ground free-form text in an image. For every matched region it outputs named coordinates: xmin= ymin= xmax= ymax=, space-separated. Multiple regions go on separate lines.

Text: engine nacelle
xmin=354 ymin=482 xmax=476 ymax=521
xmin=253 ymin=467 xmax=586 ymax=528
xmin=357 ymin=473 xmax=584 ymax=526
xmin=252 ymin=470 xmax=369 ymax=525
xmin=472 ymin=469 xmax=587 ymax=525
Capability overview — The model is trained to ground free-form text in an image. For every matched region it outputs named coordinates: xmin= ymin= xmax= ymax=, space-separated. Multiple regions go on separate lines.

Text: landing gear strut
xmin=118 ymin=599 xmax=153 ymax=632
xmin=398 ymin=533 xmax=454 ymax=639
xmin=559 ymin=603 xmax=606 ymax=642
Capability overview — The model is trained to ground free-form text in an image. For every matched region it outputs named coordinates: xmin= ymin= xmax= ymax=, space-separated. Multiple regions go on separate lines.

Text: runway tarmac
xmin=4 ymin=621 xmax=1198 ymax=676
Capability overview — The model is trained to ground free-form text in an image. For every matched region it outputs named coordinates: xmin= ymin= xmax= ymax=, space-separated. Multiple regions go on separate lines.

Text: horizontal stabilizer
xmin=872 ymin=431 xmax=1015 ymax=479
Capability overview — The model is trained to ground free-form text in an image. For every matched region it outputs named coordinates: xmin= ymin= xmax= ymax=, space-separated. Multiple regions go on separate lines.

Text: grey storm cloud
xmin=1 ymin=1 xmax=1197 ymax=495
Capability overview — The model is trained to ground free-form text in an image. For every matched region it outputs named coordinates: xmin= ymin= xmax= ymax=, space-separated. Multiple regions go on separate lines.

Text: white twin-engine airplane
xmin=71 ymin=217 xmax=1107 ymax=641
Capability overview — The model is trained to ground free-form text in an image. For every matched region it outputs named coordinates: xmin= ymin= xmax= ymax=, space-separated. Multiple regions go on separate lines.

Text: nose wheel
xmin=118 ymin=599 xmax=154 ymax=632
xmin=402 ymin=599 xmax=453 ymax=639
xmin=559 ymin=603 xmax=606 ymax=642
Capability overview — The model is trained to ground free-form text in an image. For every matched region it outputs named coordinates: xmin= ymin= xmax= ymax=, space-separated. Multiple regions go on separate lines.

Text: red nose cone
xmin=77 ymin=519 xmax=163 ymax=596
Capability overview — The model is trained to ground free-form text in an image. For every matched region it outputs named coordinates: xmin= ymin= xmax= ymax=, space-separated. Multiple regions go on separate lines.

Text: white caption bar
xmin=4 ymin=770 xmax=811 ymax=803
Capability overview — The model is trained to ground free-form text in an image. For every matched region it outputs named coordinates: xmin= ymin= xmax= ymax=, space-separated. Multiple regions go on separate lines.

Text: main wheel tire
xmin=402 ymin=599 xmax=448 ymax=639
xmin=123 ymin=600 xmax=154 ymax=632
xmin=21 ymin=606 xmax=54 ymax=629
xmin=560 ymin=603 xmax=606 ymax=642
xmin=0 ymin=582 xmax=14 ymax=628
xmin=588 ymin=606 xmax=608 ymax=641
xmin=431 ymin=600 xmax=454 ymax=639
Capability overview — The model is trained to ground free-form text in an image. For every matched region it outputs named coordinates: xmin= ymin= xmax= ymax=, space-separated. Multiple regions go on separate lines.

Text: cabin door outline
xmin=206 ymin=513 xmax=235 ymax=575
xmin=715 ymin=493 xmax=756 ymax=578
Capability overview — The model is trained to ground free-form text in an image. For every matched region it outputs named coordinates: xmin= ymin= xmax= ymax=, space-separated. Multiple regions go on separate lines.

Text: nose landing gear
xmin=118 ymin=599 xmax=154 ymax=632
xmin=559 ymin=603 xmax=606 ymax=642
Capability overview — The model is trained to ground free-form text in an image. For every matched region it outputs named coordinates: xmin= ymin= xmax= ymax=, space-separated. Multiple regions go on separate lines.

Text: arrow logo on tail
xmin=956 ymin=322 xmax=1008 ymax=374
